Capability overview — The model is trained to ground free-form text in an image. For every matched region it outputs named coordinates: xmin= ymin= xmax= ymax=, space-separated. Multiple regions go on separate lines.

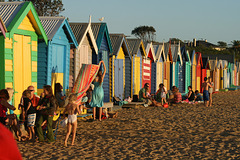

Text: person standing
xmin=36 ymin=85 xmax=56 ymax=142
xmin=202 ymin=77 xmax=213 ymax=107
xmin=90 ymin=61 xmax=106 ymax=121
xmin=27 ymin=86 xmax=40 ymax=109
xmin=208 ymin=77 xmax=214 ymax=106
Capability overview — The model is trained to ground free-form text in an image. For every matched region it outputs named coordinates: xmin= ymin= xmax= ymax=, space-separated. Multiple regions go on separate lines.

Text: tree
xmin=131 ymin=25 xmax=156 ymax=42
xmin=231 ymin=40 xmax=240 ymax=48
xmin=8 ymin=0 xmax=65 ymax=16
xmin=217 ymin=41 xmax=227 ymax=48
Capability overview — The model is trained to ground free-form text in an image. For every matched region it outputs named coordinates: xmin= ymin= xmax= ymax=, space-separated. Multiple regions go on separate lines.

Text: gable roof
xmin=69 ymin=21 xmax=98 ymax=54
xmin=40 ymin=16 xmax=78 ymax=48
xmin=207 ymin=59 xmax=218 ymax=71
xmin=110 ymin=33 xmax=131 ymax=58
xmin=153 ymin=43 xmax=166 ymax=62
xmin=196 ymin=52 xmax=203 ymax=67
xmin=91 ymin=23 xmax=112 ymax=53
xmin=191 ymin=50 xmax=197 ymax=65
xmin=0 ymin=16 xmax=7 ymax=38
xmin=0 ymin=2 xmax=48 ymax=43
xmin=144 ymin=42 xmax=156 ymax=62
xmin=171 ymin=42 xmax=183 ymax=65
xmin=180 ymin=46 xmax=191 ymax=63
xmin=164 ymin=43 xmax=173 ymax=62
xmin=127 ymin=38 xmax=146 ymax=57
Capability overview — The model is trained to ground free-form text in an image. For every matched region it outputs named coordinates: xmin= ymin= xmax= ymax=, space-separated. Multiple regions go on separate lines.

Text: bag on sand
xmin=60 ymin=118 xmax=68 ymax=128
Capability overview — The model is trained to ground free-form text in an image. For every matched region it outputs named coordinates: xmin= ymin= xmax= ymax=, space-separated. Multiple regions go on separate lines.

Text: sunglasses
xmin=29 ymin=90 xmax=34 ymax=92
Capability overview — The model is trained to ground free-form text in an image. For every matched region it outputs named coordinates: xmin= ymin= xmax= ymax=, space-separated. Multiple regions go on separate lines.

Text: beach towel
xmin=72 ymin=63 xmax=101 ymax=105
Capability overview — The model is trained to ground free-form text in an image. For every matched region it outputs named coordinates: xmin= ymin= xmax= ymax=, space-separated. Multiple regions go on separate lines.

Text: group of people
xmin=0 ymin=61 xmax=107 ymax=147
xmin=138 ymin=77 xmax=214 ymax=107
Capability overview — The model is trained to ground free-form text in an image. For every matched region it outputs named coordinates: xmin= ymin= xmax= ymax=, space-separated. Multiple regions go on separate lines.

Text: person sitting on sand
xmin=167 ymin=86 xmax=177 ymax=103
xmin=63 ymin=94 xmax=80 ymax=147
xmin=208 ymin=77 xmax=214 ymax=106
xmin=183 ymin=86 xmax=195 ymax=102
xmin=202 ymin=77 xmax=213 ymax=107
xmin=139 ymin=83 xmax=162 ymax=107
xmin=195 ymin=90 xmax=203 ymax=102
xmin=174 ymin=88 xmax=182 ymax=104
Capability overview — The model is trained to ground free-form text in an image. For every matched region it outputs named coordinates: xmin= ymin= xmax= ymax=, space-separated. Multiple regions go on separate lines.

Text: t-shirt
xmin=138 ymin=88 xmax=146 ymax=102
xmin=23 ymin=98 xmax=36 ymax=114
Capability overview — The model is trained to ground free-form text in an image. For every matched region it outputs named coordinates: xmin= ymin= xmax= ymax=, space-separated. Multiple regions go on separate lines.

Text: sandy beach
xmin=17 ymin=90 xmax=240 ymax=159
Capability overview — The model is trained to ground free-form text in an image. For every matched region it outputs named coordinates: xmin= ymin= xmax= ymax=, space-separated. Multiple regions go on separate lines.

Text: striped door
xmin=14 ymin=34 xmax=31 ymax=115
xmin=142 ymin=58 xmax=151 ymax=92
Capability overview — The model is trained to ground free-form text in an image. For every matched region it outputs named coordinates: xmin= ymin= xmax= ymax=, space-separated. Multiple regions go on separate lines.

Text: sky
xmin=61 ymin=0 xmax=240 ymax=45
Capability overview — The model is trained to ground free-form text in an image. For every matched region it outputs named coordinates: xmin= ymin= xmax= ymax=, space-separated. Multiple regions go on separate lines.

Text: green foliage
xmin=131 ymin=25 xmax=156 ymax=42
xmin=217 ymin=41 xmax=227 ymax=48
xmin=8 ymin=0 xmax=65 ymax=16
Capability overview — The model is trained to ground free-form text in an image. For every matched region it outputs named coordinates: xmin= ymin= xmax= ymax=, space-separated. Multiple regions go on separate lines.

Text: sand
xmin=17 ymin=90 xmax=240 ymax=159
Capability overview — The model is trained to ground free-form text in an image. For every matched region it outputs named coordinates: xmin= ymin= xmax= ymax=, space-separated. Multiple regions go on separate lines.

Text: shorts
xmin=209 ymin=88 xmax=213 ymax=94
xmin=27 ymin=113 xmax=36 ymax=127
xmin=68 ymin=114 xmax=77 ymax=123
xmin=203 ymin=90 xmax=209 ymax=101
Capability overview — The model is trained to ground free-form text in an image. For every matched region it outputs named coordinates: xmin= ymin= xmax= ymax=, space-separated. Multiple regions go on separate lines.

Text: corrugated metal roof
xmin=127 ymin=38 xmax=142 ymax=56
xmin=164 ymin=43 xmax=170 ymax=60
xmin=0 ymin=2 xmax=25 ymax=28
xmin=39 ymin=17 xmax=65 ymax=40
xmin=171 ymin=44 xmax=180 ymax=62
xmin=153 ymin=43 xmax=165 ymax=61
xmin=69 ymin=23 xmax=88 ymax=44
xmin=110 ymin=34 xmax=124 ymax=56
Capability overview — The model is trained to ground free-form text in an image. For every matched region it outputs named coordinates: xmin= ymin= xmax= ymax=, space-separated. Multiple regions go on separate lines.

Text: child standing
xmin=23 ymin=90 xmax=36 ymax=141
xmin=158 ymin=83 xmax=167 ymax=105
xmin=208 ymin=77 xmax=214 ymax=106
xmin=63 ymin=94 xmax=80 ymax=147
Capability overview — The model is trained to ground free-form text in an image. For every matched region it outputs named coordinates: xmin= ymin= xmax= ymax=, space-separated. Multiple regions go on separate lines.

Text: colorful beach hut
xmin=206 ymin=59 xmax=218 ymax=92
xmin=152 ymin=43 xmax=165 ymax=94
xmin=170 ymin=42 xmax=183 ymax=89
xmin=191 ymin=50 xmax=197 ymax=91
xmin=0 ymin=16 xmax=7 ymax=38
xmin=127 ymin=38 xmax=146 ymax=96
xmin=195 ymin=52 xmax=203 ymax=92
xmin=0 ymin=2 xmax=48 ymax=115
xmin=180 ymin=46 xmax=191 ymax=93
xmin=164 ymin=43 xmax=173 ymax=90
xmin=69 ymin=19 xmax=98 ymax=89
xmin=227 ymin=62 xmax=232 ymax=88
xmin=222 ymin=60 xmax=228 ymax=89
xmin=38 ymin=17 xmax=78 ymax=94
xmin=144 ymin=42 xmax=156 ymax=93
xmin=89 ymin=23 xmax=112 ymax=102
xmin=110 ymin=34 xmax=131 ymax=100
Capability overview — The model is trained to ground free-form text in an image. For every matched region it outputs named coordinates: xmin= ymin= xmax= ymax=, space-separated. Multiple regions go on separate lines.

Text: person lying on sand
xmin=63 ymin=94 xmax=80 ymax=147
